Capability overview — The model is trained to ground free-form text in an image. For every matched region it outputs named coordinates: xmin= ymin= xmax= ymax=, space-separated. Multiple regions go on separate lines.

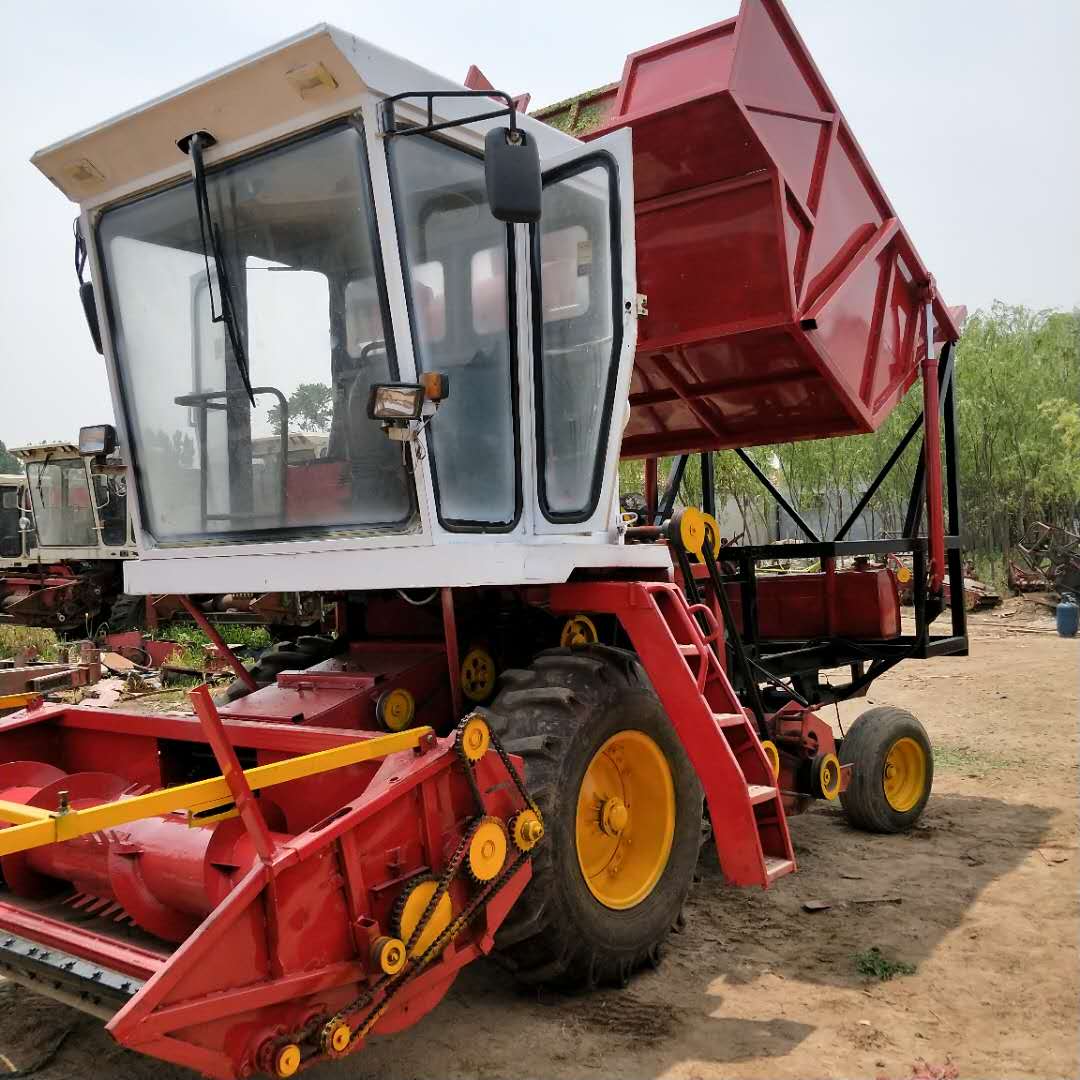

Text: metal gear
xmin=321 ymin=1018 xmax=352 ymax=1057
xmin=456 ymin=713 xmax=491 ymax=762
xmin=509 ymin=808 xmax=544 ymax=852
xmin=287 ymin=720 xmax=541 ymax=1063
xmin=391 ymin=874 xmax=453 ymax=958
xmin=467 ymin=816 xmax=509 ymax=882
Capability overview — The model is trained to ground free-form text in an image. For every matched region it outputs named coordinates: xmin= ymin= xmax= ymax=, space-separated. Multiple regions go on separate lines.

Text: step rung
xmin=676 ymin=643 xmax=701 ymax=657
xmin=763 ymin=856 xmax=796 ymax=881
xmin=713 ymin=712 xmax=746 ymax=728
xmin=746 ymin=784 xmax=778 ymax=805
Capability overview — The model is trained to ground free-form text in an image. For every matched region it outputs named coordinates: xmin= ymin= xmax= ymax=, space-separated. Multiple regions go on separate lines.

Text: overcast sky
xmin=1 ymin=0 xmax=1077 ymax=448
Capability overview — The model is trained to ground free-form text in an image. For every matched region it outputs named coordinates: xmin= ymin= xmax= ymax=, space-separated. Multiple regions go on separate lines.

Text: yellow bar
xmin=0 ymin=725 xmax=432 ymax=854
xmin=0 ymin=800 xmax=54 ymax=825
xmin=0 ymin=693 xmax=38 ymax=710
xmin=0 ymin=818 xmax=57 ymax=856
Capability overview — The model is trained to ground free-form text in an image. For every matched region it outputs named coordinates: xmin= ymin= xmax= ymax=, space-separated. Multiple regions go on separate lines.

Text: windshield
xmin=26 ymin=460 xmax=96 ymax=547
xmin=389 ymin=134 xmax=517 ymax=530
xmin=98 ymin=122 xmax=413 ymax=545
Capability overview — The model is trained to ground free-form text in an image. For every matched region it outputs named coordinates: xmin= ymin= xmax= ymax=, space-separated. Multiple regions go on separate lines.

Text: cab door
xmin=530 ymin=128 xmax=637 ymax=535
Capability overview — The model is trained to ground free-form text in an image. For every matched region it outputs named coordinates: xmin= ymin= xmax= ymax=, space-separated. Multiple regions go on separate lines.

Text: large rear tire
xmin=490 ymin=646 xmax=702 ymax=989
xmin=215 ymin=635 xmax=342 ymax=704
xmin=839 ymin=706 xmax=933 ymax=833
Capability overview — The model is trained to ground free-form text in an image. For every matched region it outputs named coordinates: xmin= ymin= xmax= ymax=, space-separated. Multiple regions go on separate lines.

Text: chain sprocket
xmin=277 ymin=714 xmax=539 ymax=1067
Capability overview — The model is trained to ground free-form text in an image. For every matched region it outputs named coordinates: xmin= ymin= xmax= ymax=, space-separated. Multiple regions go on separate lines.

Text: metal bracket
xmin=379 ymin=89 xmax=518 ymax=140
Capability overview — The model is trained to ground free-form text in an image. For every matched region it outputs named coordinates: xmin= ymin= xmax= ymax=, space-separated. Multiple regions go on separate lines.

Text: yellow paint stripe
xmin=0 ymin=726 xmax=431 ymax=856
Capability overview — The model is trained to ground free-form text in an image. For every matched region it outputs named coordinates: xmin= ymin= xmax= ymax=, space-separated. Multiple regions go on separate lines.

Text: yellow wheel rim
xmin=576 ymin=730 xmax=675 ymax=910
xmin=461 ymin=647 xmax=496 ymax=702
xmin=883 ymin=737 xmax=927 ymax=812
xmin=560 ymin=614 xmax=599 ymax=648
xmin=817 ymin=751 xmax=841 ymax=801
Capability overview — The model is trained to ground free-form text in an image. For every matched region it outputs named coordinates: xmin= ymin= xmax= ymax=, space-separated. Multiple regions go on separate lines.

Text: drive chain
xmin=286 ymin=713 xmax=537 ymax=1065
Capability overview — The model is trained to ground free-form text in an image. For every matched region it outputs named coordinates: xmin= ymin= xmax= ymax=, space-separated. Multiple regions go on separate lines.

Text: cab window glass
xmin=389 ymin=135 xmax=517 ymax=528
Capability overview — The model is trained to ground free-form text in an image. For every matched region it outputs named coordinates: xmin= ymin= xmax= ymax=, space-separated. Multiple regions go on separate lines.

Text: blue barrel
xmin=1058 ymin=594 xmax=1079 ymax=638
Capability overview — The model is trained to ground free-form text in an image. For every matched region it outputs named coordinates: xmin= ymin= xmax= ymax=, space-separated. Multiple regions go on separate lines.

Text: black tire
xmin=216 ymin=635 xmax=342 ymax=704
xmin=489 ymin=646 xmax=702 ymax=989
xmin=839 ymin=706 xmax=933 ymax=833
xmin=100 ymin=594 xmax=146 ymax=634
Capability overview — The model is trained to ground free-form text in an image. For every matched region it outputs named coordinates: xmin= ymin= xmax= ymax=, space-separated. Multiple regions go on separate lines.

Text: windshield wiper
xmin=182 ymin=132 xmax=255 ymax=406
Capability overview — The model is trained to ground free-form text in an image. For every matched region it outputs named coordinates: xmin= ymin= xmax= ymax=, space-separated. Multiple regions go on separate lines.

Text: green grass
xmin=0 ymin=625 xmax=63 ymax=662
xmin=0 ymin=621 xmax=274 ymax=675
xmin=152 ymin=623 xmax=272 ymax=672
xmin=854 ymin=947 xmax=916 ymax=981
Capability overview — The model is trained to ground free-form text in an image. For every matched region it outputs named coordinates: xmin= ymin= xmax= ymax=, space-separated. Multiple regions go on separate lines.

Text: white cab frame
xmin=33 ymin=26 xmax=673 ymax=595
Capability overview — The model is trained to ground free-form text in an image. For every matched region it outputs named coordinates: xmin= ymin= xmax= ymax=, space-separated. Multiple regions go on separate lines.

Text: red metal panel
xmin=0 ymin=702 xmax=534 ymax=1076
xmin=724 ymin=568 xmax=902 ymax=640
xmin=534 ymin=0 xmax=958 ymax=453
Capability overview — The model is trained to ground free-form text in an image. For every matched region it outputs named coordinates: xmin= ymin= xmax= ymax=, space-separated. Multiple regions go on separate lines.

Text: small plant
xmin=0 ymin=625 xmax=63 ymax=662
xmin=855 ymin=946 xmax=916 ymax=981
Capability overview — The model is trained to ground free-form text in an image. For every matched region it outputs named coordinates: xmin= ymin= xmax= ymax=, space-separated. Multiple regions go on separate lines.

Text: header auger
xmin=10 ymin=0 xmax=964 ymax=1074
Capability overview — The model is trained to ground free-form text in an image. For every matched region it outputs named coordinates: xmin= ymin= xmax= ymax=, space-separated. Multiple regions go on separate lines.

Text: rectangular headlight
xmin=368 ymin=383 xmax=425 ymax=421
xmin=79 ymin=424 xmax=117 ymax=457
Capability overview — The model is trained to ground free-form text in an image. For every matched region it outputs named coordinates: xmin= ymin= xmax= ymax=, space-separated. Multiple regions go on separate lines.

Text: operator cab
xmin=0 ymin=475 xmax=27 ymax=564
xmin=10 ymin=439 xmax=136 ymax=562
xmin=34 ymin=27 xmax=668 ymax=595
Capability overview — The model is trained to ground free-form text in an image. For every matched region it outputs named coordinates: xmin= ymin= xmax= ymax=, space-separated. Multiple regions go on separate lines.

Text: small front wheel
xmin=839 ymin=706 xmax=933 ymax=833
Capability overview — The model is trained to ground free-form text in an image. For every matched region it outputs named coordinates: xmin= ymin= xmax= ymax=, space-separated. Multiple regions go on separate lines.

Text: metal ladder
xmin=619 ymin=580 xmax=795 ymax=888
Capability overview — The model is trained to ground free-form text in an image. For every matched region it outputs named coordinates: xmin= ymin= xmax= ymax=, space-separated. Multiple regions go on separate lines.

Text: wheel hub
xmin=600 ymin=797 xmax=629 ymax=836
xmin=575 ymin=731 xmax=675 ymax=911
xmin=882 ymin=736 xmax=927 ymax=812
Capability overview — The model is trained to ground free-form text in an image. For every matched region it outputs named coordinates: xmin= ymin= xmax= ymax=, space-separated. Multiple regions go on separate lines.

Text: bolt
xmin=520 ymin=818 xmax=544 ymax=844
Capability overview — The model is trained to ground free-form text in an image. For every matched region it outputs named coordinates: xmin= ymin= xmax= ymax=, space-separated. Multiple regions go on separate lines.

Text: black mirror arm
xmin=379 ymin=90 xmax=518 ymax=140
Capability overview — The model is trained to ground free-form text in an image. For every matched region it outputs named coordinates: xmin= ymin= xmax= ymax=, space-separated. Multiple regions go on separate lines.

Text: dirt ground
xmin=0 ymin=608 xmax=1076 ymax=1080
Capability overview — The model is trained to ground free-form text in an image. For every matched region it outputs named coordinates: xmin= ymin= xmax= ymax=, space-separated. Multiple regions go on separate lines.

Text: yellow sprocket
xmin=467 ymin=816 xmax=509 ymax=882
xmin=391 ymin=875 xmax=453 ymax=958
xmin=509 ymin=808 xmax=544 ymax=852
xmin=457 ymin=713 xmax=491 ymax=762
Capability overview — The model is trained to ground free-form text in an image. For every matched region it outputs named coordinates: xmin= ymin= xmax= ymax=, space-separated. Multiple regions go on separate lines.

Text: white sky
xmin=1 ymin=0 xmax=1077 ymax=448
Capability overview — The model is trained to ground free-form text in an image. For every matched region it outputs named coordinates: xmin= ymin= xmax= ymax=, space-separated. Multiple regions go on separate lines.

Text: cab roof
xmin=32 ymin=24 xmax=577 ymax=210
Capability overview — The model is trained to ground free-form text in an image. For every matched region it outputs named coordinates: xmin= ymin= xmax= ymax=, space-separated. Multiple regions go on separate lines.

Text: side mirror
xmin=484 ymin=127 xmax=541 ymax=224
xmin=79 ymin=281 xmax=104 ymax=355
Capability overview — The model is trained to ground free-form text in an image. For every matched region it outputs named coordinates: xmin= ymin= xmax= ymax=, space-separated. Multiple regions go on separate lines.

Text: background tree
xmin=618 ymin=303 xmax=1079 ymax=580
xmin=0 ymin=440 xmax=22 ymax=474
xmin=268 ymin=383 xmax=334 ymax=435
